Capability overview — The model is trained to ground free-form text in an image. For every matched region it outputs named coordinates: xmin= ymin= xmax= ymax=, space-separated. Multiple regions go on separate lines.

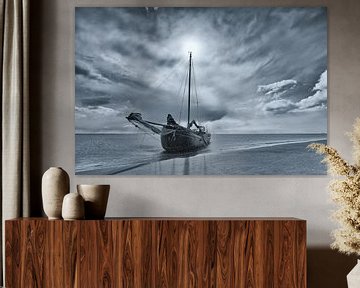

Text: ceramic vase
xmin=42 ymin=167 xmax=70 ymax=219
xmin=62 ymin=192 xmax=85 ymax=220
xmin=77 ymin=184 xmax=110 ymax=219
xmin=347 ymin=259 xmax=360 ymax=288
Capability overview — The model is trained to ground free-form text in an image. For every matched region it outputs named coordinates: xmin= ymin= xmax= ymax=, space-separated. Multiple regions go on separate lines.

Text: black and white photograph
xmin=75 ymin=7 xmax=328 ymax=175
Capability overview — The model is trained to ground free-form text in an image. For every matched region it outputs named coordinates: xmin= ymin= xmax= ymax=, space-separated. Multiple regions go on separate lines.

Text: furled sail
xmin=126 ymin=112 xmax=162 ymax=134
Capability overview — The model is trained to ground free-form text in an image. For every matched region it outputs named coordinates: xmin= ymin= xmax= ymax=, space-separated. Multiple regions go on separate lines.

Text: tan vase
xmin=77 ymin=184 xmax=110 ymax=219
xmin=42 ymin=167 xmax=70 ymax=219
xmin=62 ymin=192 xmax=85 ymax=220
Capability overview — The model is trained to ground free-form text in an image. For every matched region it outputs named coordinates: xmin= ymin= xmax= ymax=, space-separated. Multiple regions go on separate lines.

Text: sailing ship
xmin=126 ymin=52 xmax=211 ymax=152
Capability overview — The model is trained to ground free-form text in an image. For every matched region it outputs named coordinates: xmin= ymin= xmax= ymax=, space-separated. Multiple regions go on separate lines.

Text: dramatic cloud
xmin=296 ymin=70 xmax=327 ymax=111
xmin=257 ymin=80 xmax=297 ymax=96
xmin=75 ymin=7 xmax=327 ymax=134
xmin=257 ymin=70 xmax=327 ymax=116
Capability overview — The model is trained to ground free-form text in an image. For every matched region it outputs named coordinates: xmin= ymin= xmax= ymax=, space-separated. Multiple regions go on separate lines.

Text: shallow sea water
xmin=75 ymin=133 xmax=327 ymax=175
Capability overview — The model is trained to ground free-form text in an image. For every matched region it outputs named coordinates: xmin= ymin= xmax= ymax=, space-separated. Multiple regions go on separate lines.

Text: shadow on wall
xmin=308 ymin=248 xmax=357 ymax=288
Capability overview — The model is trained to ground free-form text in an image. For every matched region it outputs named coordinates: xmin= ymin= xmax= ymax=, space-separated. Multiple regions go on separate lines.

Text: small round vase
xmin=42 ymin=167 xmax=70 ymax=219
xmin=62 ymin=192 xmax=85 ymax=220
xmin=77 ymin=184 xmax=110 ymax=219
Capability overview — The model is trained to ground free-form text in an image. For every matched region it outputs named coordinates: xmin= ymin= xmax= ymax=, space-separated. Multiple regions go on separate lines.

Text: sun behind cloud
xmin=180 ymin=36 xmax=204 ymax=59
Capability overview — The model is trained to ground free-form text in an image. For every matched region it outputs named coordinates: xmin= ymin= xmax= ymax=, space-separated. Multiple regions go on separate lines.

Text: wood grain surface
xmin=5 ymin=218 xmax=306 ymax=287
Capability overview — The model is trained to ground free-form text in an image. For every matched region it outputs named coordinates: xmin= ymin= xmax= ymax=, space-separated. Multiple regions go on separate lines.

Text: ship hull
xmin=161 ymin=126 xmax=211 ymax=152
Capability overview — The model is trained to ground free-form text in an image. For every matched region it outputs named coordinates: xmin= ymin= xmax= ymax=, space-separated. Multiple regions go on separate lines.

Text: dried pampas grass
xmin=309 ymin=118 xmax=360 ymax=256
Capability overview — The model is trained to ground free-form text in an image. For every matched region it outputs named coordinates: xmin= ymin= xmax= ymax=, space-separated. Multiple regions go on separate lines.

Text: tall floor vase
xmin=42 ymin=167 xmax=69 ymax=219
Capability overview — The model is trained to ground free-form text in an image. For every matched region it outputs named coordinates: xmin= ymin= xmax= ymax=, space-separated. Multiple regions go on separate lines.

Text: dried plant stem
xmin=308 ymin=118 xmax=360 ymax=256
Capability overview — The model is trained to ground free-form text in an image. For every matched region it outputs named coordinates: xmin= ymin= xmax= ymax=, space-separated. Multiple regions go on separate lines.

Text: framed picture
xmin=75 ymin=7 xmax=327 ymax=175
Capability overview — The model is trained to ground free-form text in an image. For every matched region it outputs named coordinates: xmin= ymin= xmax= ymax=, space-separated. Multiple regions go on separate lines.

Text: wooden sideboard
xmin=5 ymin=218 xmax=306 ymax=287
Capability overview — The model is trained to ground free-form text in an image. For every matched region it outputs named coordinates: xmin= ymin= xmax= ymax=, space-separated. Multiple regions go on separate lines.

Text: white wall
xmin=31 ymin=0 xmax=360 ymax=247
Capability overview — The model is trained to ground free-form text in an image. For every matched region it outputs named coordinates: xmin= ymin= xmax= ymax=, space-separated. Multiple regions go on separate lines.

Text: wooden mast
xmin=187 ymin=52 xmax=192 ymax=128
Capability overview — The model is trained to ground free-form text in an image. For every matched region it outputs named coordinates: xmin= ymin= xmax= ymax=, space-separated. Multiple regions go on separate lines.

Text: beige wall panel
xmin=30 ymin=0 xmax=360 ymax=250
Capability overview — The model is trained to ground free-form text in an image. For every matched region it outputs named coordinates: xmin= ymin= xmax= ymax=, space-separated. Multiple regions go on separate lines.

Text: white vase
xmin=62 ymin=192 xmax=85 ymax=220
xmin=42 ymin=167 xmax=69 ymax=219
xmin=347 ymin=259 xmax=360 ymax=288
xmin=77 ymin=184 xmax=110 ymax=219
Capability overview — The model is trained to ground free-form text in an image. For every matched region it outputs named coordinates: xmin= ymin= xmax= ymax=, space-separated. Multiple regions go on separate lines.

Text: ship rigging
xmin=126 ymin=52 xmax=211 ymax=152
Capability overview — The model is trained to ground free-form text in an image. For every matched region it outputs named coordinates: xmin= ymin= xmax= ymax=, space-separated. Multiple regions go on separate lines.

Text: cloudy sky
xmin=75 ymin=7 xmax=327 ymax=134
